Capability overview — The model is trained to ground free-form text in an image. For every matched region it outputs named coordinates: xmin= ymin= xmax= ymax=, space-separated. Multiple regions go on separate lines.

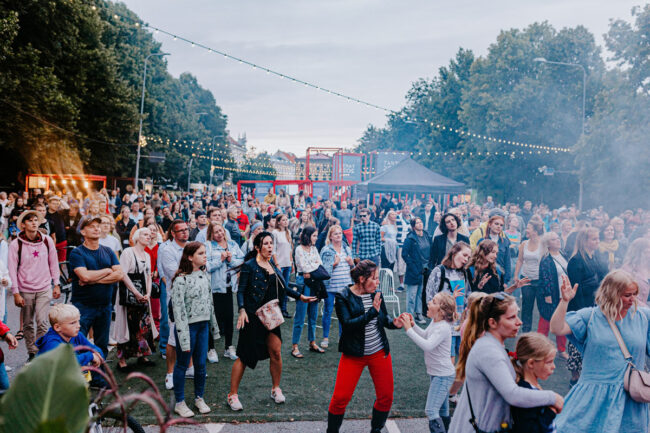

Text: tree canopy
xmin=358 ymin=9 xmax=649 ymax=210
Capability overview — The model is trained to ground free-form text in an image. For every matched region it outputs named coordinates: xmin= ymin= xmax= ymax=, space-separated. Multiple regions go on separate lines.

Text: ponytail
xmin=455 ymin=293 xmax=515 ymax=381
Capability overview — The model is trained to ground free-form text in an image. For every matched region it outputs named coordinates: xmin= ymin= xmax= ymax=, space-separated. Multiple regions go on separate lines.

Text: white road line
xmin=386 ymin=419 xmax=401 ymax=433
xmin=204 ymin=423 xmax=225 ymax=433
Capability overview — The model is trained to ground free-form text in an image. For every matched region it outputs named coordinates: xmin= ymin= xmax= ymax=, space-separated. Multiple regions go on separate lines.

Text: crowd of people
xmin=0 ymin=186 xmax=649 ymax=432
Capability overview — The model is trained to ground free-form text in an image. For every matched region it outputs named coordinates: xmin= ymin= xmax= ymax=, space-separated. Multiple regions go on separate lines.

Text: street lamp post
xmin=187 ymin=154 xmax=195 ymax=192
xmin=134 ymin=52 xmax=170 ymax=191
xmin=534 ymin=57 xmax=586 ymax=209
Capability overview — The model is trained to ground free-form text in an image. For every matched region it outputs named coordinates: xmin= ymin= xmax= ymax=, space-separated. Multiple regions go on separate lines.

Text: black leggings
xmin=209 ymin=289 xmax=234 ymax=349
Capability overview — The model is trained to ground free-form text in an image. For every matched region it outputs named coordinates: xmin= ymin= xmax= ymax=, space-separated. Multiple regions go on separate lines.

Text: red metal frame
xmin=25 ymin=174 xmax=106 ymax=192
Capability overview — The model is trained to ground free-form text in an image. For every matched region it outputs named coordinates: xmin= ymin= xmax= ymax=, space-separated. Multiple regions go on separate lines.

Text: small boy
xmin=36 ymin=304 xmax=103 ymax=367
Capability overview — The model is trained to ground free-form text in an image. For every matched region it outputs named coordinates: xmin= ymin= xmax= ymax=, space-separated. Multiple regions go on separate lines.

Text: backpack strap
xmin=437 ymin=265 xmax=448 ymax=293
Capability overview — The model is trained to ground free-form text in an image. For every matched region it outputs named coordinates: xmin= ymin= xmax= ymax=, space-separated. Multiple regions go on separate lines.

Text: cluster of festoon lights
xmin=94 ymin=5 xmax=571 ymax=177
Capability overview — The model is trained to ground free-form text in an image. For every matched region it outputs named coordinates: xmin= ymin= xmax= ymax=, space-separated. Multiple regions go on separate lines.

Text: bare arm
xmin=549 ymin=275 xmax=578 ymax=336
xmin=514 ymin=242 xmax=525 ymax=280
xmin=74 ymin=267 xmax=113 ymax=284
xmin=96 ymin=265 xmax=124 ymax=284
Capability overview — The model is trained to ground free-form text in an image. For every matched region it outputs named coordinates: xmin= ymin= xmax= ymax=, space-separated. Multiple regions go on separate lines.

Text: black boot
xmin=441 ymin=416 xmax=451 ymax=431
xmin=370 ymin=408 xmax=390 ymax=433
xmin=327 ymin=411 xmax=344 ymax=433
xmin=429 ymin=417 xmax=446 ymax=433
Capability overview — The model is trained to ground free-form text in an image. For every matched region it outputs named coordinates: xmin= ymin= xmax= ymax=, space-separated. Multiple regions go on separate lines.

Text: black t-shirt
xmin=46 ymin=210 xmax=67 ymax=242
xmin=69 ymin=244 xmax=120 ymax=307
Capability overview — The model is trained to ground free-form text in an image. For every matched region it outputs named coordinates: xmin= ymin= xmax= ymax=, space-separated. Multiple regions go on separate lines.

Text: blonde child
xmin=399 ymin=291 xmax=456 ymax=433
xmin=510 ymin=332 xmax=557 ymax=433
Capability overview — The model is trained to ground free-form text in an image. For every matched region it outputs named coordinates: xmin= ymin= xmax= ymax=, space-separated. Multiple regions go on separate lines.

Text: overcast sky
xmin=120 ymin=0 xmax=641 ymax=156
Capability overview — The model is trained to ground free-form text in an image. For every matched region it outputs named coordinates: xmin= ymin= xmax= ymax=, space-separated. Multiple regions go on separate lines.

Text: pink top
xmin=8 ymin=233 xmax=60 ymax=294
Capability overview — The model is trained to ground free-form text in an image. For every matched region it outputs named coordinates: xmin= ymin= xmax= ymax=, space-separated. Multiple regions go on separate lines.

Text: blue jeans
xmin=73 ymin=302 xmax=111 ymax=357
xmin=292 ymin=278 xmax=318 ymax=344
xmin=159 ymin=280 xmax=169 ymax=356
xmin=321 ymin=291 xmax=341 ymax=340
xmin=425 ymin=374 xmax=455 ymax=419
xmin=362 ymin=255 xmax=380 ymax=267
xmin=279 ymin=267 xmax=291 ymax=313
xmin=0 ymin=363 xmax=9 ymax=391
xmin=173 ymin=321 xmax=209 ymax=403
xmin=405 ymin=283 xmax=423 ymax=317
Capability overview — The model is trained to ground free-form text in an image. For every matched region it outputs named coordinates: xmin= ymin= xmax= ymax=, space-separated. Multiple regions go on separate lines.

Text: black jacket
xmin=335 ymin=287 xmax=397 ymax=357
xmin=401 ymin=230 xmax=431 ymax=285
xmin=511 ymin=379 xmax=556 ymax=433
xmin=236 ymin=258 xmax=301 ymax=314
xmin=428 ymin=232 xmax=470 ymax=269
xmin=567 ymin=252 xmax=608 ymax=311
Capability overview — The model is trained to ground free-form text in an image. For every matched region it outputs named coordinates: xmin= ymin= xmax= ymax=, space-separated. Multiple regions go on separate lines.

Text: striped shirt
xmin=329 ymin=249 xmax=353 ymax=293
xmin=360 ymin=294 xmax=383 ymax=355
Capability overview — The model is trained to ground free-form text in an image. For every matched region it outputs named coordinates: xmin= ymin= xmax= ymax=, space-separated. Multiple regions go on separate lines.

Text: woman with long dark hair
xmin=402 ymin=217 xmax=431 ymax=324
xmin=514 ymin=219 xmax=545 ymax=333
xmin=228 ymin=232 xmax=316 ymax=411
xmin=468 ymin=240 xmax=528 ymax=295
xmin=292 ymin=225 xmax=325 ymax=357
xmin=170 ymin=241 xmax=220 ymax=417
xmin=327 ymin=260 xmax=403 ymax=433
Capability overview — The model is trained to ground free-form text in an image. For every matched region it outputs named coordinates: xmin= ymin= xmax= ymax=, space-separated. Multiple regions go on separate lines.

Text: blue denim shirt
xmin=205 ymin=239 xmax=244 ymax=293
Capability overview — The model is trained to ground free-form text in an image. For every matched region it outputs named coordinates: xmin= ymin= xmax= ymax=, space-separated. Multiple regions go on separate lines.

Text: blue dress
xmin=555 ymin=306 xmax=650 ymax=433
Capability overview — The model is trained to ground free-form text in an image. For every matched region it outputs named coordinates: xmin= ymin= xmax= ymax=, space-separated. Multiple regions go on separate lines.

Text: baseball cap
xmin=79 ymin=216 xmax=103 ymax=230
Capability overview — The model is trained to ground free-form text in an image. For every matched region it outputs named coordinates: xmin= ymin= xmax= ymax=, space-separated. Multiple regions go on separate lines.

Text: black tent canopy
xmin=356 ymin=157 xmax=465 ymax=195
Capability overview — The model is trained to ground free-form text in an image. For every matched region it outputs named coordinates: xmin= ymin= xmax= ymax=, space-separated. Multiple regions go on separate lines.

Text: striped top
xmin=329 ymin=248 xmax=353 ymax=293
xmin=360 ymin=293 xmax=383 ymax=355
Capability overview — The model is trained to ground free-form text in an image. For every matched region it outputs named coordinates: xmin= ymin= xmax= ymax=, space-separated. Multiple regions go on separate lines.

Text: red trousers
xmin=328 ymin=351 xmax=394 ymax=415
xmin=537 ymin=317 xmax=566 ymax=352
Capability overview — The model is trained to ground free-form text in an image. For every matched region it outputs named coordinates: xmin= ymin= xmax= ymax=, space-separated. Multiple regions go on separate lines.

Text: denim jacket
xmin=320 ymin=243 xmax=352 ymax=291
xmin=205 ymin=239 xmax=244 ymax=293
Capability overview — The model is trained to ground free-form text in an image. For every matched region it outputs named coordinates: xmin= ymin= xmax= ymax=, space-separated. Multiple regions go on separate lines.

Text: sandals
xmin=309 ymin=344 xmax=325 ymax=354
xmin=291 ymin=348 xmax=304 ymax=358
xmin=15 ymin=330 xmax=24 ymax=341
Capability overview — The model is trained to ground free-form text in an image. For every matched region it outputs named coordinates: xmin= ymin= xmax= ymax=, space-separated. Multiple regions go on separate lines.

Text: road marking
xmin=386 ymin=419 xmax=401 ymax=433
xmin=204 ymin=423 xmax=225 ymax=433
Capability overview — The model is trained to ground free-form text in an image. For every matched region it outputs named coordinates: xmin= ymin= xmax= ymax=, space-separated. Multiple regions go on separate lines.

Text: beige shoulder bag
xmin=607 ymin=316 xmax=650 ymax=403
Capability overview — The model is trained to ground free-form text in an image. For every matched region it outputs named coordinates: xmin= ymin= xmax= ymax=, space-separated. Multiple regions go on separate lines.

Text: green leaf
xmin=0 ymin=345 xmax=89 ymax=433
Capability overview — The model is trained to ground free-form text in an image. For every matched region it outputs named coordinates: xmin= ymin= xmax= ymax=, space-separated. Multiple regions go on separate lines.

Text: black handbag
xmin=309 ymin=265 xmax=331 ymax=281
xmin=150 ymin=281 xmax=161 ymax=299
xmin=118 ymin=252 xmax=147 ymax=308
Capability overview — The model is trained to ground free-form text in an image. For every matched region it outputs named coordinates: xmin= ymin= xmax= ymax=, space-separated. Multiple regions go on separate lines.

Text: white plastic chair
xmin=378 ymin=268 xmax=400 ymax=316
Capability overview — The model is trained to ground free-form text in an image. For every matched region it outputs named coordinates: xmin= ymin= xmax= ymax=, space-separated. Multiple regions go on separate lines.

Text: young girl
xmin=510 ymin=333 xmax=558 ymax=433
xmin=400 ymin=292 xmax=456 ymax=433
xmin=171 ymin=241 xmax=220 ymax=418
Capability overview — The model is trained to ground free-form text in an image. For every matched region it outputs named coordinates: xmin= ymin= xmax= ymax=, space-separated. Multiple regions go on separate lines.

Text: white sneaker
xmin=228 ymin=393 xmax=243 ymax=411
xmin=174 ymin=401 xmax=194 ymax=418
xmin=4 ymin=366 xmax=12 ymax=372
xmin=224 ymin=346 xmax=238 ymax=360
xmin=207 ymin=349 xmax=219 ymax=364
xmin=194 ymin=397 xmax=211 ymax=414
xmin=186 ymin=366 xmax=194 ymax=378
xmin=271 ymin=387 xmax=286 ymax=404
xmin=165 ymin=373 xmax=174 ymax=390
xmin=320 ymin=339 xmax=329 ymax=349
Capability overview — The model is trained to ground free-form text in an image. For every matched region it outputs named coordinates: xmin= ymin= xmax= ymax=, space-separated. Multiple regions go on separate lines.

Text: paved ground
xmin=142 ymin=419 xmax=430 ymax=432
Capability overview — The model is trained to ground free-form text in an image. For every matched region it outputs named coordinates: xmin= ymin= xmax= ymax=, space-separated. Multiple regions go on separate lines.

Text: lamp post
xmin=187 ymin=154 xmax=195 ymax=192
xmin=533 ymin=57 xmax=586 ymax=210
xmin=134 ymin=52 xmax=170 ymax=191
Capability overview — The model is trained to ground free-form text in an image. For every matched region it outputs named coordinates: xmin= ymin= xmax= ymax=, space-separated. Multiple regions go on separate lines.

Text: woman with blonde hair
xmin=621 ymin=237 xmax=650 ymax=306
xmin=550 ymin=270 xmax=650 ymax=432
xmin=399 ymin=291 xmax=456 ymax=432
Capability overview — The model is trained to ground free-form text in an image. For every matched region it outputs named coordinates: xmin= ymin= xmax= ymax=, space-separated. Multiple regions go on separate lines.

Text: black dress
xmin=236 ymin=271 xmax=282 ymax=369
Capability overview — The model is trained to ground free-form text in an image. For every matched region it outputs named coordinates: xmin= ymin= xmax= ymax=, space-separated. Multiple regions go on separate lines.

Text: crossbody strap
xmin=607 ymin=316 xmax=634 ymax=362
xmin=465 ymin=382 xmax=480 ymax=431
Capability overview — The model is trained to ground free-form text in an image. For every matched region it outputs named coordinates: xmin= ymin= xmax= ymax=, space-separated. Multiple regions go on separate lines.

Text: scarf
xmin=599 ymin=240 xmax=619 ymax=266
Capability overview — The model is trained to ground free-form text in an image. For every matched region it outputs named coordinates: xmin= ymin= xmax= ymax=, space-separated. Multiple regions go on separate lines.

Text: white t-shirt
xmin=99 ymin=235 xmax=122 ymax=254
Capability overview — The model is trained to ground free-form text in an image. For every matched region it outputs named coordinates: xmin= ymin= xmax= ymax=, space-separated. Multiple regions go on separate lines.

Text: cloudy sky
xmin=120 ymin=0 xmax=641 ymax=156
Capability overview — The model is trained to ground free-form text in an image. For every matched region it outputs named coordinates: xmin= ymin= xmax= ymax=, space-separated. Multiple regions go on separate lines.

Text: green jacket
xmin=171 ymin=270 xmax=220 ymax=352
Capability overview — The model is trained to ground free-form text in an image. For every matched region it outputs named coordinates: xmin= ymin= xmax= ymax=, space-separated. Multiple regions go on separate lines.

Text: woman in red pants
xmin=327 ymin=259 xmax=403 ymax=433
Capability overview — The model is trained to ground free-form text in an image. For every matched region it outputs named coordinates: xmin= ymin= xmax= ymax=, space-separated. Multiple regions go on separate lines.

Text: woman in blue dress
xmin=550 ymin=269 xmax=650 ymax=433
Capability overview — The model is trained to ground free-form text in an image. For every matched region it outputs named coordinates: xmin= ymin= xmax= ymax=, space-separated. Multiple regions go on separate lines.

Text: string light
xmin=101 ymin=9 xmax=573 ymax=157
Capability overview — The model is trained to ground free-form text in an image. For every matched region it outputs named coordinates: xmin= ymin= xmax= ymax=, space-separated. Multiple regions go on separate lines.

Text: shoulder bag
xmin=607 ymin=316 xmax=650 ymax=403
xmin=118 ymin=250 xmax=147 ymax=308
xmin=466 ymin=382 xmax=512 ymax=433
xmin=255 ymin=272 xmax=285 ymax=330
